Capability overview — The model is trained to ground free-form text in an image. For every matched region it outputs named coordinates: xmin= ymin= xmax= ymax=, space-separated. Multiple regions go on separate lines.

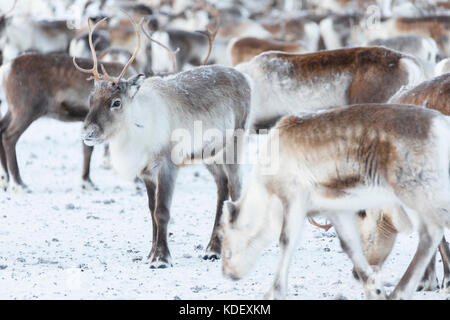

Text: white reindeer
xmin=74 ymin=15 xmax=251 ymax=267
xmin=220 ymin=104 xmax=450 ymax=300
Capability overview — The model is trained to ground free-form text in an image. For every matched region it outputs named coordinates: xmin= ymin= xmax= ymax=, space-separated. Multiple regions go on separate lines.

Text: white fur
xmin=237 ymin=54 xmax=353 ymax=127
xmin=435 ymin=58 xmax=450 ymax=76
xmin=319 ymin=17 xmax=343 ymax=50
xmin=399 ymin=56 xmax=426 ymax=86
xmin=109 ymin=84 xmax=170 ymax=181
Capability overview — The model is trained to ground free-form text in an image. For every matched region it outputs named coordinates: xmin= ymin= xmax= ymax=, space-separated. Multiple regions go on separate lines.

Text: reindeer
xmin=227 ymin=36 xmax=307 ymax=66
xmin=220 ymin=103 xmax=450 ymax=300
xmin=0 ymin=18 xmax=133 ymax=192
xmin=236 ymin=47 xmax=425 ymax=131
xmin=1 ymin=14 xmax=77 ymax=63
xmin=350 ymin=16 xmax=450 ymax=58
xmin=146 ymin=4 xmax=220 ymax=72
xmin=75 ymin=15 xmax=251 ymax=268
xmin=356 ymin=206 xmax=450 ymax=293
xmin=259 ymin=17 xmax=321 ymax=51
xmin=317 ymin=72 xmax=450 ymax=294
xmin=319 ymin=12 xmax=364 ymax=50
xmin=368 ymin=35 xmax=439 ymax=78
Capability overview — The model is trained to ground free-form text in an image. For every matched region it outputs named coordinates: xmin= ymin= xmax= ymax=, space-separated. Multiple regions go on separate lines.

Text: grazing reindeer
xmin=0 ymin=19 xmax=132 ymax=192
xmin=356 ymin=207 xmax=450 ymax=293
xmin=227 ymin=37 xmax=307 ymax=66
xmin=76 ymin=16 xmax=250 ymax=267
xmin=220 ymin=104 xmax=450 ymax=300
xmin=236 ymin=47 xmax=425 ymax=131
xmin=353 ymin=72 xmax=450 ymax=293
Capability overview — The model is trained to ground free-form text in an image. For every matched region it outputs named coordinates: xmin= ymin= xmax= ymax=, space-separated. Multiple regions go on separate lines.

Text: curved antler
xmin=197 ymin=3 xmax=220 ymax=65
xmin=73 ymin=11 xmax=140 ymax=85
xmin=139 ymin=17 xmax=178 ymax=73
xmin=73 ymin=17 xmax=108 ymax=81
xmin=100 ymin=10 xmax=140 ymax=85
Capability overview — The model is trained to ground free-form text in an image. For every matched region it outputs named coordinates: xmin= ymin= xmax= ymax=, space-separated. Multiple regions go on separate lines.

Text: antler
xmin=197 ymin=3 xmax=220 ymax=65
xmin=73 ymin=11 xmax=141 ymax=86
xmin=139 ymin=18 xmax=178 ymax=73
xmin=101 ymin=10 xmax=141 ymax=85
xmin=308 ymin=217 xmax=333 ymax=232
xmin=73 ymin=17 xmax=107 ymax=81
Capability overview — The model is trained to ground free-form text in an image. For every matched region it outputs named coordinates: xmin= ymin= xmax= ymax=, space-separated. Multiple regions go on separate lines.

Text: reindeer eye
xmin=111 ymin=99 xmax=121 ymax=109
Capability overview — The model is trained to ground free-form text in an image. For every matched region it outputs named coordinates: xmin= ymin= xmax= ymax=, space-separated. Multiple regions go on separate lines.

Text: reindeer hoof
xmin=203 ymin=252 xmax=220 ymax=261
xmin=10 ymin=182 xmax=30 ymax=194
xmin=0 ymin=175 xmax=8 ymax=191
xmin=149 ymin=259 xmax=172 ymax=269
xmin=149 ymin=252 xmax=172 ymax=269
xmin=418 ymin=275 xmax=439 ymax=291
xmin=441 ymin=280 xmax=450 ymax=293
xmin=81 ymin=179 xmax=98 ymax=191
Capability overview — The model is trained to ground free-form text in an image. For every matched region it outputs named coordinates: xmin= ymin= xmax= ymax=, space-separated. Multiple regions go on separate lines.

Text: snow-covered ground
xmin=0 ymin=118 xmax=449 ymax=300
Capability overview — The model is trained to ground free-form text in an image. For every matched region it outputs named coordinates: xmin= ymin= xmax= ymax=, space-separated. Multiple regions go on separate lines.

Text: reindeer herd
xmin=1 ymin=0 xmax=450 ymax=300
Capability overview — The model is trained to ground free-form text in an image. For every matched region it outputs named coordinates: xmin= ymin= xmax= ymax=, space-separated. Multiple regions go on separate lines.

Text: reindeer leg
xmin=330 ymin=213 xmax=387 ymax=300
xmin=0 ymin=111 xmax=11 ymax=191
xmin=265 ymin=198 xmax=306 ymax=300
xmin=2 ymin=113 xmax=37 ymax=193
xmin=204 ymin=164 xmax=229 ymax=260
xmin=149 ymin=162 xmax=177 ymax=269
xmin=389 ymin=218 xmax=443 ymax=299
xmin=81 ymin=143 xmax=98 ymax=190
xmin=417 ymin=252 xmax=439 ymax=291
xmin=143 ymin=178 xmax=157 ymax=259
xmin=439 ymin=236 xmax=450 ymax=293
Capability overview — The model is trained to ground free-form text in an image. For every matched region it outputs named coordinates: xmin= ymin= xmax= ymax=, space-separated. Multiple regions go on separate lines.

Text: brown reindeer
xmin=227 ymin=37 xmax=307 ymax=66
xmin=0 ymin=18 xmax=133 ymax=192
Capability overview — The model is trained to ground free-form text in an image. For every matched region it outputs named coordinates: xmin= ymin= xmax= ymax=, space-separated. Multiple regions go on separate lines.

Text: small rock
xmin=66 ymin=203 xmax=75 ymax=210
xmin=0 ymin=265 xmax=7 ymax=270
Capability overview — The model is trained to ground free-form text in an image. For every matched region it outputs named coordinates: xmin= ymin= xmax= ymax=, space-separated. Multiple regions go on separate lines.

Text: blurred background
xmin=0 ymin=0 xmax=448 ymax=76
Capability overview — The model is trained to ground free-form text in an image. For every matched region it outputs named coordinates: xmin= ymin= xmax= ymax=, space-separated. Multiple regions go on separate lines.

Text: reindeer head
xmin=219 ymin=186 xmax=281 ymax=280
xmin=73 ymin=14 xmax=145 ymax=146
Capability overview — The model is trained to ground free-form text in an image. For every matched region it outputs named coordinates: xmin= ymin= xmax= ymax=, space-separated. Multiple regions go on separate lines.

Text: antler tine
xmin=139 ymin=17 xmax=178 ymax=73
xmin=199 ymin=4 xmax=219 ymax=65
xmin=73 ymin=17 xmax=108 ymax=81
xmin=113 ymin=10 xmax=141 ymax=84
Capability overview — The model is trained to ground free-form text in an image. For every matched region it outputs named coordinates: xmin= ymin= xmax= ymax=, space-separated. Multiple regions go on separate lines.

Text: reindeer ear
xmin=126 ymin=74 xmax=145 ymax=98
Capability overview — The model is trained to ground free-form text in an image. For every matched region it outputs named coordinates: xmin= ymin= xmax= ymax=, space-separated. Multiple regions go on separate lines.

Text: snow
xmin=0 ymin=118 xmax=449 ymax=299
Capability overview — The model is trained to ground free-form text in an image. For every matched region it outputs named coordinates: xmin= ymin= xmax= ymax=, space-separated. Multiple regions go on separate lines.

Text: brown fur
xmin=277 ymin=104 xmax=435 ymax=194
xmin=395 ymin=16 xmax=450 ymax=54
xmin=390 ymin=73 xmax=450 ymax=116
xmin=229 ymin=37 xmax=305 ymax=66
xmin=0 ymin=53 xmax=128 ymax=188
xmin=262 ymin=47 xmax=410 ymax=104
